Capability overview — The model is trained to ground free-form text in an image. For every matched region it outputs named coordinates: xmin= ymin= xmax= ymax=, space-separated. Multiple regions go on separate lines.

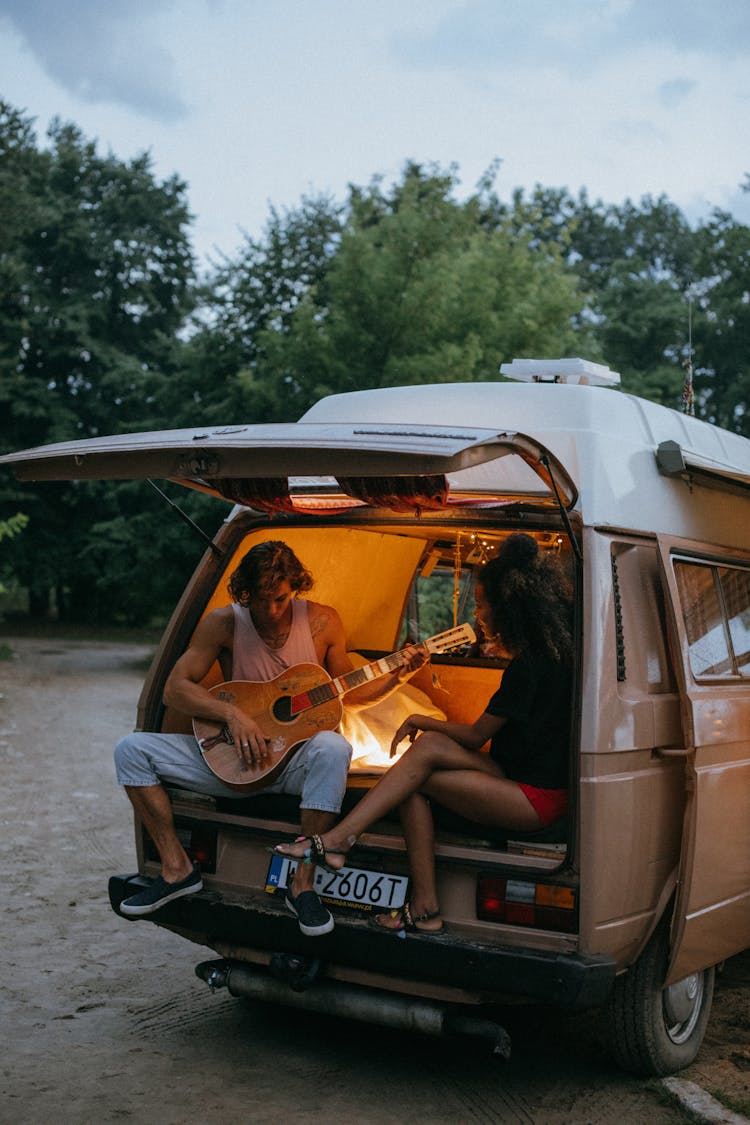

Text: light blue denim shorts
xmin=114 ymin=729 xmax=352 ymax=814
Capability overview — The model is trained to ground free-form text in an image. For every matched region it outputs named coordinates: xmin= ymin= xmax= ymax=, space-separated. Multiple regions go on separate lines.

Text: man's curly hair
xmin=229 ymin=540 xmax=314 ymax=606
xmin=478 ymin=533 xmax=573 ymax=663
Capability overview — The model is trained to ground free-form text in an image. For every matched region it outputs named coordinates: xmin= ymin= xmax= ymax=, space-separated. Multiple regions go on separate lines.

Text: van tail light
xmin=144 ymin=822 xmax=217 ymax=874
xmin=183 ymin=827 xmax=217 ymax=872
xmin=476 ymin=876 xmax=577 ymax=933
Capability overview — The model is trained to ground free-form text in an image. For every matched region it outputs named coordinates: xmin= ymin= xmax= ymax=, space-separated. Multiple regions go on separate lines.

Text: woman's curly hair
xmin=478 ymin=533 xmax=573 ymax=663
xmin=229 ymin=540 xmax=314 ymax=606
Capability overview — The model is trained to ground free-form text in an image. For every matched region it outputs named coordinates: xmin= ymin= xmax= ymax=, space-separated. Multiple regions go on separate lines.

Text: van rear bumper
xmin=109 ymin=873 xmax=615 ymax=1011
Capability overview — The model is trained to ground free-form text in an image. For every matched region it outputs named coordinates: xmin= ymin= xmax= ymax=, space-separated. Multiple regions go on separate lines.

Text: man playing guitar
xmin=115 ymin=540 xmax=424 ymax=936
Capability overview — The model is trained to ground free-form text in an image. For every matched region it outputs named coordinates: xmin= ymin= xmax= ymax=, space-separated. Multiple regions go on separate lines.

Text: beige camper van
xmin=3 ymin=358 xmax=749 ymax=1076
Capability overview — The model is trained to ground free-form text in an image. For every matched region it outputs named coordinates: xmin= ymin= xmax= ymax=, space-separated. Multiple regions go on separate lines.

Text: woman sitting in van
xmin=273 ymin=533 xmax=573 ymax=935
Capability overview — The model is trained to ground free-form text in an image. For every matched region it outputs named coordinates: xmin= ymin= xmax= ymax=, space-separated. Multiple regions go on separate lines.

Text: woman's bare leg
xmin=400 ymin=792 xmax=439 ymax=910
xmin=273 ymin=731 xmax=546 ymax=934
xmin=369 ymin=763 xmax=542 ymax=932
xmin=275 ymin=731 xmax=475 ymax=860
xmin=274 ymin=730 xmax=536 ymax=864
xmin=421 ymin=769 xmax=542 ymax=831
xmin=373 ymin=791 xmax=443 ymax=931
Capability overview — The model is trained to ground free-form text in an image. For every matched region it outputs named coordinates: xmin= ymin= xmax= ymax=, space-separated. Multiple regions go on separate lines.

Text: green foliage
xmin=691 ymin=209 xmax=750 ymax=433
xmin=163 ymin=194 xmax=344 ymax=425
xmin=0 ymin=510 xmax=28 ymax=598
xmin=0 ymin=512 xmax=28 ymax=542
xmin=407 ymin=567 xmax=475 ymax=642
xmin=203 ymin=162 xmax=589 ymax=420
xmin=323 ymin=165 xmax=585 ymax=391
xmin=0 ymin=105 xmax=195 ymax=447
xmin=2 ymin=98 xmax=750 ymax=625
xmin=0 ymin=101 xmax=198 ymax=621
xmin=77 ymin=482 xmax=228 ymax=625
xmin=503 ymin=184 xmax=750 ymax=427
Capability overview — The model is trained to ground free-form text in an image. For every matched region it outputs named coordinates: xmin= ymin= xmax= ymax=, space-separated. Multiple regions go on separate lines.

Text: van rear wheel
xmin=604 ymin=921 xmax=715 ymax=1076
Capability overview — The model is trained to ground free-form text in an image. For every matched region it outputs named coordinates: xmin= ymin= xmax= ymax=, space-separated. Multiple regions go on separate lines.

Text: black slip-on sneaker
xmin=285 ymin=889 xmax=334 ymax=936
xmin=120 ymin=865 xmax=202 ymax=917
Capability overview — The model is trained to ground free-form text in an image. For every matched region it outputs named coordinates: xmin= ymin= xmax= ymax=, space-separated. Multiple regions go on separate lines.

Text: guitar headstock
xmin=424 ymin=623 xmax=476 ymax=655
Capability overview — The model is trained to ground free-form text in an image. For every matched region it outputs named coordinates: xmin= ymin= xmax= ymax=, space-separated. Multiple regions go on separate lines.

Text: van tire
xmin=604 ymin=921 xmax=715 ymax=1076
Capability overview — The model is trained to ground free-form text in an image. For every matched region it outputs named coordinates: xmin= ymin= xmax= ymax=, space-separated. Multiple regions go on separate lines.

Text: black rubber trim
xmin=108 ymin=874 xmax=613 ymax=1010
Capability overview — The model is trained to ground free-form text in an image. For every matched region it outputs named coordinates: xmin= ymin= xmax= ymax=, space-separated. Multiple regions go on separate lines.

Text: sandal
xmin=369 ymin=901 xmax=443 ymax=937
xmin=270 ymin=834 xmax=349 ymax=874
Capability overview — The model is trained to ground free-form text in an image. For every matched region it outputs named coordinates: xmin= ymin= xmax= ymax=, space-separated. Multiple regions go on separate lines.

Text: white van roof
xmin=302 ymin=382 xmax=750 ymax=546
xmin=2 ymin=378 xmax=749 ymax=547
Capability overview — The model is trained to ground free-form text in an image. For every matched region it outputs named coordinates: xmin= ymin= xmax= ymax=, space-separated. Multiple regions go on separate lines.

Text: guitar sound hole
xmin=272 ymin=696 xmax=293 ymax=723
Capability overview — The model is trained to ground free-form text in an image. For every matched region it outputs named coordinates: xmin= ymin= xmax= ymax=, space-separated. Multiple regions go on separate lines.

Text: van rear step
xmin=108 ymin=873 xmax=615 ymax=1009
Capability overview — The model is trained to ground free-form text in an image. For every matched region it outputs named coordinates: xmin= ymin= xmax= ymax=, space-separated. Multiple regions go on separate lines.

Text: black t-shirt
xmin=485 ymin=649 xmax=571 ymax=789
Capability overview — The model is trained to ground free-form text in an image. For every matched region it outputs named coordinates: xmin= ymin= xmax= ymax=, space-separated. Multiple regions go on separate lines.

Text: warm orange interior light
xmin=340 ymin=712 xmax=406 ymax=771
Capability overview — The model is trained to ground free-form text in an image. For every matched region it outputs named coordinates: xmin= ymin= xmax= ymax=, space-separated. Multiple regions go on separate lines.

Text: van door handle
xmin=655 ymin=746 xmax=689 ymax=757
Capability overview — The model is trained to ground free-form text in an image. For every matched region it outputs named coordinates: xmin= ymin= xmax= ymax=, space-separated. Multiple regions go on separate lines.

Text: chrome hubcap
xmin=663 ymin=973 xmax=703 ymax=1043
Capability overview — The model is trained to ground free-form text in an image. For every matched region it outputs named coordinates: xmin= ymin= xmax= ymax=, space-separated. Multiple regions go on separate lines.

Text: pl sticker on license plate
xmin=266 ymin=854 xmax=408 ymax=912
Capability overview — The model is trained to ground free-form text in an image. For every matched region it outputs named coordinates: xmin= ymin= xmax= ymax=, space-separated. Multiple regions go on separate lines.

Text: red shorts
xmin=518 ymin=783 xmax=568 ymax=827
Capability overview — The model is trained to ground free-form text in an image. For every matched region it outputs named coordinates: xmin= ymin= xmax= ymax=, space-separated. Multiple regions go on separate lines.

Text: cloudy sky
xmin=2 ymin=0 xmax=749 ymax=269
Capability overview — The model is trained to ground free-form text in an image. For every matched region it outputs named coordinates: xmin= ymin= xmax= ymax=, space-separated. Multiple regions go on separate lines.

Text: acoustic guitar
xmin=193 ymin=623 xmax=475 ymax=791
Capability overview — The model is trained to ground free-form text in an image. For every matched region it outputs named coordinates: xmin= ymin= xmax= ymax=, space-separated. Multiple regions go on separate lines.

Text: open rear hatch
xmin=0 ymin=421 xmax=577 ymax=513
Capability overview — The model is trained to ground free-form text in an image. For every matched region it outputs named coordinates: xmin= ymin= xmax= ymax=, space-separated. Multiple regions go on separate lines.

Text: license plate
xmin=265 ymin=854 xmax=408 ymax=912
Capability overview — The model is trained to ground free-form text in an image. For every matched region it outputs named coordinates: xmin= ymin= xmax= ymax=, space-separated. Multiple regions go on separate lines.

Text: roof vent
xmin=500 ymin=357 xmax=621 ymax=386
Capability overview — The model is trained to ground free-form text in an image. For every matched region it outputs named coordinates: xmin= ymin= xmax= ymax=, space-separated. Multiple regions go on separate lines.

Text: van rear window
xmin=674 ymin=558 xmax=750 ymax=679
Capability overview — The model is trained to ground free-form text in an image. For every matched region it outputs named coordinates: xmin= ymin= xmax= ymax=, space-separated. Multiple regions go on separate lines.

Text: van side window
xmin=404 ymin=555 xmax=481 ymax=648
xmin=673 ymin=558 xmax=750 ymax=679
xmin=405 ymin=561 xmax=475 ymax=642
xmin=611 ymin=542 xmax=674 ymax=693
xmin=719 ymin=566 xmax=750 ymax=673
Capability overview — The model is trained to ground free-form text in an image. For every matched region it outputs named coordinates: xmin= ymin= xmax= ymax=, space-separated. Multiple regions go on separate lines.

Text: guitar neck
xmin=289 ymin=645 xmax=422 ymax=717
xmin=333 ymin=647 xmax=419 ymax=696
xmin=286 ymin=623 xmax=474 ymax=719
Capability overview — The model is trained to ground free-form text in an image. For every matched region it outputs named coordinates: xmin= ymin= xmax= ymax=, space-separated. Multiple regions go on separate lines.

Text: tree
xmin=228 ymin=163 xmax=590 ymax=416
xmin=0 ymin=102 xmax=198 ymax=621
xmin=0 ymin=511 xmax=28 ymax=604
xmin=162 ymin=194 xmax=344 ymax=427
xmin=503 ymin=187 xmax=699 ymax=406
xmin=691 ymin=207 xmax=750 ymax=434
xmin=3 ymin=104 xmax=749 ymax=625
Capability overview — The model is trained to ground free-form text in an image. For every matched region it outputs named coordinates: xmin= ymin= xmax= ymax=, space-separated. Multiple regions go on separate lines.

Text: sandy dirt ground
xmin=1 ymin=635 xmax=748 ymax=1125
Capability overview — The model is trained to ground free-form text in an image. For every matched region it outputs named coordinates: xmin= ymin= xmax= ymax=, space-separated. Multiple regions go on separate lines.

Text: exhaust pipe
xmin=196 ymin=958 xmax=511 ymax=1059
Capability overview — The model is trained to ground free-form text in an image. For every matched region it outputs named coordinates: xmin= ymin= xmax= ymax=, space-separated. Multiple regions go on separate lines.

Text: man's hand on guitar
xmin=227 ymin=711 xmax=270 ymax=766
xmin=398 ymin=644 xmax=428 ymax=678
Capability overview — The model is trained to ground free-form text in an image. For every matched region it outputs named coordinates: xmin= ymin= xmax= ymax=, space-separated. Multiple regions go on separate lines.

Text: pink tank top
xmin=231 ymin=599 xmax=319 ymax=679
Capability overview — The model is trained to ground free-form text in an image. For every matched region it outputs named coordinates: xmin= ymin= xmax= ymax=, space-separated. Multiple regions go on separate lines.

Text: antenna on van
xmin=681 ymin=297 xmax=695 ymax=416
